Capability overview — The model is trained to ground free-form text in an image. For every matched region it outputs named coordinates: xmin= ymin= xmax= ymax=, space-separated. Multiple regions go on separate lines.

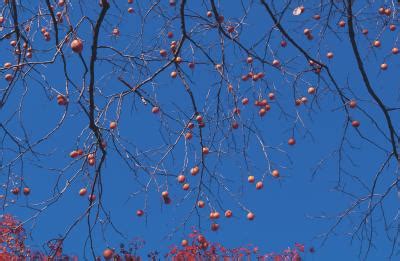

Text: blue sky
xmin=1 ymin=0 xmax=399 ymax=260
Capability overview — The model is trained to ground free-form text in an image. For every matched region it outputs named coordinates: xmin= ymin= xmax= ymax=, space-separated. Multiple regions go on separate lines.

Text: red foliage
xmin=0 ymin=215 xmax=79 ymax=260
xmin=0 ymin=214 xmax=26 ymax=258
xmin=0 ymin=215 xmax=312 ymax=260
xmin=166 ymin=230 xmax=309 ymax=261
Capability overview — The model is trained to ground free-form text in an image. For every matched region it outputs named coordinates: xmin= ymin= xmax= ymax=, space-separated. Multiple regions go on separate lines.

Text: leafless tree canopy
xmin=0 ymin=0 xmax=399 ymax=259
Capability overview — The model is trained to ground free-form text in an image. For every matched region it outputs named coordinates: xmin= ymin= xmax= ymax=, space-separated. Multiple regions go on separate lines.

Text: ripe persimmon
xmin=197 ymin=200 xmax=205 ymax=208
xmin=109 ymin=121 xmax=117 ymax=129
xmin=103 ymin=249 xmax=114 ymax=260
xmin=352 ymin=120 xmax=360 ymax=127
xmin=88 ymin=194 xmax=96 ymax=201
xmin=211 ymin=223 xmax=219 ymax=231
xmin=79 ymin=188 xmax=87 ymax=196
xmin=5 ymin=74 xmax=13 ymax=81
xmin=70 ymin=150 xmax=79 ymax=158
xmin=190 ymin=166 xmax=199 ymax=175
xmin=177 ymin=175 xmax=186 ymax=183
xmin=23 ymin=187 xmax=30 ymax=195
xmin=308 ymin=87 xmax=316 ymax=94
xmin=272 ymin=59 xmax=280 ymax=67
xmin=159 ymin=49 xmax=167 ymax=57
xmin=272 ymin=169 xmax=280 ymax=178
xmin=247 ymin=212 xmax=255 ymax=220
xmin=232 ymin=121 xmax=239 ymax=129
xmin=71 ymin=39 xmax=83 ymax=53
xmin=349 ymin=100 xmax=357 ymax=108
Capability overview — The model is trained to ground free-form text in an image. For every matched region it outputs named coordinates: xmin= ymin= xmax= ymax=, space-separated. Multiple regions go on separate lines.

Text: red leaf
xmin=294 ymin=243 xmax=305 ymax=252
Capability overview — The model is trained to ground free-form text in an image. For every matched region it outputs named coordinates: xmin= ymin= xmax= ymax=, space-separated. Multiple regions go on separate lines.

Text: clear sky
xmin=1 ymin=0 xmax=399 ymax=260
